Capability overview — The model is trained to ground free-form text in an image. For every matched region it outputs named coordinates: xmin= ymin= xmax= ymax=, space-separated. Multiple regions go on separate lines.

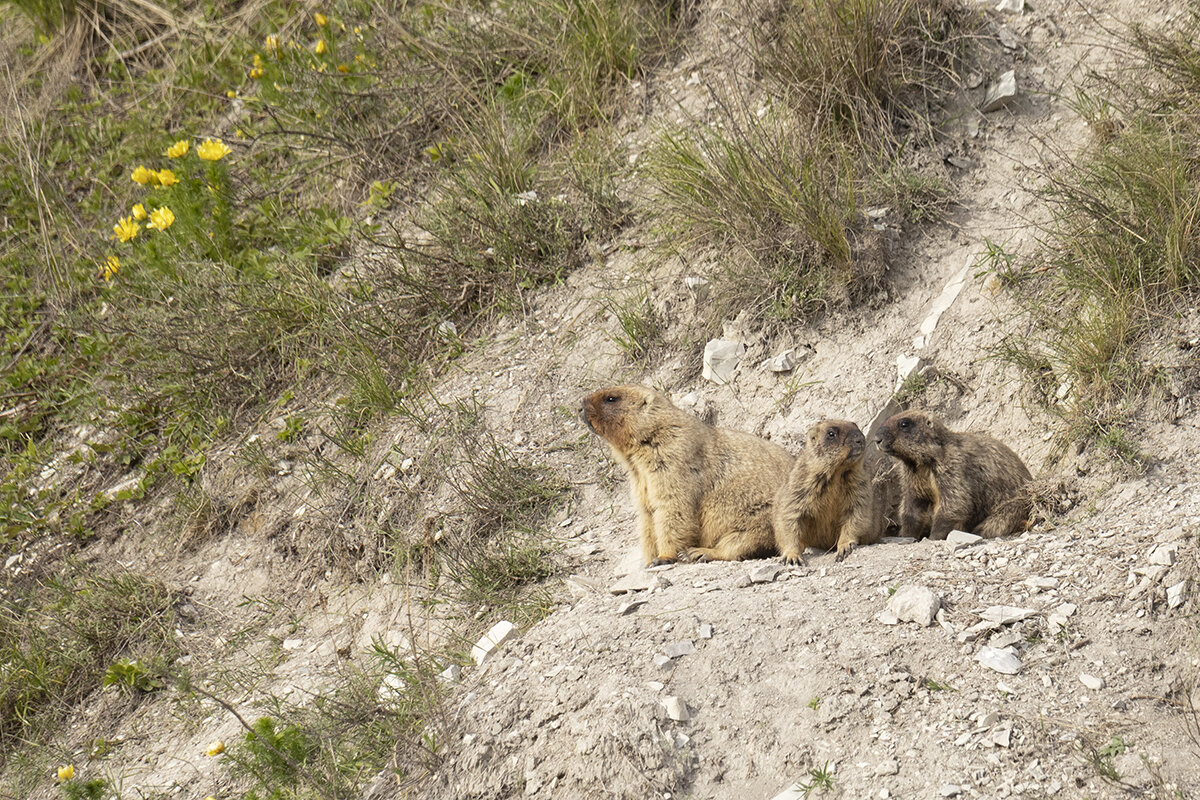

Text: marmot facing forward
xmin=774 ymin=420 xmax=877 ymax=564
xmin=581 ymin=385 xmax=793 ymax=565
xmin=876 ymin=410 xmax=1032 ymax=541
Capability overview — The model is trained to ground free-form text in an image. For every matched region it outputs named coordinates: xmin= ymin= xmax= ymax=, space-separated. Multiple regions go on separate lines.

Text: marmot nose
xmin=874 ymin=434 xmax=883 ymax=444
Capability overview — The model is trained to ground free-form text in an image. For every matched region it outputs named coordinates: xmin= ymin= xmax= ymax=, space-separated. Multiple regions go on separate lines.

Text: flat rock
xmin=887 ymin=585 xmax=941 ymax=626
xmin=875 ymin=759 xmax=899 ymax=776
xmin=618 ymin=598 xmax=647 ymax=616
xmin=765 ymin=349 xmax=798 ymax=373
xmin=940 ymin=785 xmax=962 ymax=797
xmin=610 ymin=572 xmax=658 ymax=594
xmin=958 ymin=620 xmax=1000 ymax=643
xmin=996 ymin=0 xmax=1024 ymax=12
xmin=749 ymin=563 xmax=784 ymax=584
xmin=565 ymin=574 xmax=605 ymax=597
xmin=471 ymin=620 xmax=516 ymax=666
xmin=663 ymin=695 xmax=690 ymax=721
xmin=1149 ymin=542 xmax=1178 ymax=566
xmin=979 ymin=606 xmax=1036 ymax=625
xmin=1079 ymin=673 xmax=1105 ymax=691
xmin=1057 ymin=603 xmax=1077 ymax=617
xmin=982 ymin=69 xmax=1018 ymax=111
xmin=1167 ymin=579 xmax=1188 ymax=609
xmin=876 ymin=610 xmax=900 ymax=626
xmin=1024 ymin=576 xmax=1059 ymax=591
xmin=881 ymin=536 xmax=917 ymax=545
xmin=699 ymin=623 xmax=713 ymax=639
xmin=975 ymin=646 xmax=1023 ymax=674
xmin=947 ymin=530 xmax=983 ymax=548
xmin=439 ymin=664 xmax=462 ymax=682
xmin=663 ymin=640 xmax=696 ymax=659
xmin=702 ymin=338 xmax=745 ymax=384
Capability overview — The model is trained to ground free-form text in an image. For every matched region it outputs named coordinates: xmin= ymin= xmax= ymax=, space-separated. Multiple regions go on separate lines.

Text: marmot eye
xmin=603 ymin=395 xmax=619 ymax=404
xmin=898 ymin=419 xmax=911 ymax=429
xmin=826 ymin=429 xmax=838 ymax=439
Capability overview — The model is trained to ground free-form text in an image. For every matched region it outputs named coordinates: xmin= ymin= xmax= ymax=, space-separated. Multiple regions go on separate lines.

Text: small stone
xmin=958 ymin=620 xmax=1000 ymax=643
xmin=734 ymin=575 xmax=752 ymax=589
xmin=988 ymin=631 xmax=1021 ymax=650
xmin=471 ymin=620 xmax=516 ymax=665
xmin=979 ymin=606 xmax=1036 ymax=625
xmin=996 ymin=0 xmax=1024 ymax=12
xmin=876 ymin=610 xmax=900 ymax=626
xmin=947 ymin=530 xmax=983 ymax=549
xmin=1149 ymin=543 xmax=1178 ymax=566
xmin=976 ymin=646 xmax=1023 ymax=674
xmin=997 ymin=27 xmax=1021 ymax=50
xmin=1079 ymin=673 xmax=1104 ymax=691
xmin=439 ymin=664 xmax=462 ymax=682
xmin=664 ymin=640 xmax=696 ymax=659
xmin=1057 ymin=603 xmax=1077 ymax=617
xmin=766 ymin=349 xmax=799 ymax=373
xmin=664 ymin=695 xmax=690 ymax=721
xmin=282 ymin=638 xmax=304 ymax=650
xmin=1047 ymin=614 xmax=1068 ymax=635
xmin=702 ymin=339 xmax=745 ymax=384
xmin=653 ymin=654 xmax=673 ymax=669
xmin=989 ymin=722 xmax=1013 ymax=748
xmin=875 ymin=759 xmax=899 ymax=776
xmin=685 ymin=275 xmax=710 ymax=297
xmin=1024 ymin=576 xmax=1059 ymax=591
xmin=749 ymin=563 xmax=784 ymax=584
xmin=982 ymin=70 xmax=1018 ymax=111
xmin=1167 ymin=580 xmax=1188 ymax=609
xmin=565 ymin=574 xmax=605 ymax=598
xmin=881 ymin=537 xmax=917 ymax=545
xmin=618 ymin=598 xmax=648 ymax=615
xmin=699 ymin=623 xmax=713 ymax=639
xmin=887 ymin=585 xmax=941 ymax=626
xmin=610 ymin=572 xmax=656 ymax=594
xmin=940 ymin=785 xmax=962 ymax=797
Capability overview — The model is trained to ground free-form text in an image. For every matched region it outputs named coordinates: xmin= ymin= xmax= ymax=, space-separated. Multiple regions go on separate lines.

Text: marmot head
xmin=805 ymin=419 xmax=866 ymax=471
xmin=876 ymin=410 xmax=948 ymax=466
xmin=580 ymin=385 xmax=668 ymax=454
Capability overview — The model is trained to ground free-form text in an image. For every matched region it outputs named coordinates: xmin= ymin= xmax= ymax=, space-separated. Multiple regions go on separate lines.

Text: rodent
xmin=581 ymin=385 xmax=793 ymax=564
xmin=875 ymin=410 xmax=1032 ymax=540
xmin=774 ymin=419 xmax=878 ymax=563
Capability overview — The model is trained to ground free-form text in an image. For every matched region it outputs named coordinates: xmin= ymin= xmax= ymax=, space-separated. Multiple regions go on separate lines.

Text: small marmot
xmin=876 ymin=410 xmax=1032 ymax=541
xmin=774 ymin=419 xmax=878 ymax=563
xmin=581 ymin=385 xmax=793 ymax=565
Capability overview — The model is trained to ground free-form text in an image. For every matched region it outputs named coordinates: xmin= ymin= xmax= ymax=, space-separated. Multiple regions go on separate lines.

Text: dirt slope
xmin=28 ymin=0 xmax=1200 ymax=798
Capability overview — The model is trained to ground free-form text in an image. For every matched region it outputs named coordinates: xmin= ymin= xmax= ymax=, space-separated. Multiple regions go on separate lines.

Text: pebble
xmin=471 ymin=621 xmax=517 ymax=666
xmin=979 ymin=606 xmax=1036 ymax=625
xmin=699 ymin=623 xmax=713 ymax=639
xmin=749 ymin=563 xmax=784 ymax=584
xmin=1024 ymin=576 xmax=1059 ymax=591
xmin=975 ymin=647 xmax=1023 ymax=675
xmin=663 ymin=640 xmax=696 ymax=659
xmin=618 ymin=598 xmax=647 ymax=616
xmin=1167 ymin=580 xmax=1188 ymax=609
xmin=1148 ymin=543 xmax=1178 ymax=566
xmin=940 ymin=784 xmax=962 ymax=797
xmin=982 ymin=70 xmax=1018 ymax=111
xmin=875 ymin=759 xmax=899 ymax=776
xmin=1079 ymin=673 xmax=1105 ymax=691
xmin=947 ymin=530 xmax=983 ymax=549
xmin=664 ymin=696 xmax=690 ymax=721
xmin=887 ymin=585 xmax=941 ymax=626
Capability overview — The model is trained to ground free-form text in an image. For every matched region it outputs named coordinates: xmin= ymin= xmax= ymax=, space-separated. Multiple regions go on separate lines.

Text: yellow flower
xmin=131 ymin=165 xmax=158 ymax=185
xmin=337 ymin=64 xmax=349 ymax=73
xmin=102 ymin=255 xmax=120 ymax=281
xmin=57 ymin=765 xmax=74 ymax=782
xmin=146 ymin=206 xmax=175 ymax=232
xmin=157 ymin=169 xmax=178 ymax=187
xmin=165 ymin=140 xmax=189 ymax=158
xmin=132 ymin=203 xmax=147 ymax=221
xmin=314 ymin=39 xmax=327 ymax=55
xmin=264 ymin=34 xmax=279 ymax=54
xmin=249 ymin=67 xmax=264 ymax=79
xmin=226 ymin=90 xmax=237 ymax=98
xmin=314 ymin=12 xmax=327 ymax=26
xmin=197 ymin=138 xmax=232 ymax=161
xmin=112 ymin=216 xmax=139 ymax=242
xmin=206 ymin=740 xmax=225 ymax=756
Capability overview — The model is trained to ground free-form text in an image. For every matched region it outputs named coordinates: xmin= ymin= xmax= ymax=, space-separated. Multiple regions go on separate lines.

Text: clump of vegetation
xmin=998 ymin=8 xmax=1200 ymax=457
xmin=603 ymin=290 xmax=665 ymax=370
xmin=646 ymin=0 xmax=966 ymax=327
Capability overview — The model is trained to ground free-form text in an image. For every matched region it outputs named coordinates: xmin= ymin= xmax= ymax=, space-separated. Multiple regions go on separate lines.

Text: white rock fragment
xmin=996 ymin=0 xmax=1024 ymax=12
xmin=979 ymin=606 xmax=1036 ymax=625
xmin=618 ymin=598 xmax=647 ymax=616
xmin=1057 ymin=603 xmax=1077 ymax=617
xmin=1149 ymin=543 xmax=1178 ymax=566
xmin=1079 ymin=673 xmax=1105 ymax=691
xmin=684 ymin=275 xmax=710 ymax=298
xmin=610 ymin=572 xmax=663 ymax=594
xmin=887 ymin=585 xmax=941 ymax=626
xmin=958 ymin=620 xmax=1001 ymax=642
xmin=875 ymin=759 xmax=899 ymax=776
xmin=982 ymin=70 xmax=1018 ymax=112
xmin=471 ymin=620 xmax=516 ymax=665
xmin=988 ymin=722 xmax=1013 ymax=748
xmin=664 ymin=695 xmax=690 ymax=721
xmin=940 ymin=785 xmax=962 ymax=797
xmin=565 ymin=574 xmax=605 ymax=598
xmin=749 ymin=563 xmax=784 ymax=584
xmin=947 ymin=530 xmax=983 ymax=549
xmin=975 ymin=646 xmax=1023 ymax=674
xmin=663 ymin=640 xmax=696 ymax=659
xmin=699 ymin=623 xmax=713 ymax=639
xmin=439 ymin=664 xmax=462 ymax=682
xmin=1167 ymin=580 xmax=1188 ymax=609
xmin=913 ymin=264 xmax=970 ymax=349
xmin=876 ymin=610 xmax=900 ymax=626
xmin=653 ymin=654 xmax=673 ymax=669
xmin=1024 ymin=576 xmax=1059 ymax=591
xmin=282 ymin=638 xmax=304 ymax=651
xmin=702 ymin=339 xmax=745 ymax=384
xmin=765 ymin=349 xmax=799 ymax=373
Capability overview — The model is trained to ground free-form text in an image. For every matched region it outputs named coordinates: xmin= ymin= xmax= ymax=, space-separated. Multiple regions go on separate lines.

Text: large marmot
xmin=774 ymin=419 xmax=879 ymax=563
xmin=581 ymin=385 xmax=793 ymax=564
xmin=875 ymin=410 xmax=1032 ymax=541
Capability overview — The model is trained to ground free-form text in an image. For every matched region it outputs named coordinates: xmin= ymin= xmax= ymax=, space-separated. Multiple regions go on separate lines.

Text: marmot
xmin=875 ymin=410 xmax=1032 ymax=541
xmin=581 ymin=385 xmax=793 ymax=565
xmin=774 ymin=419 xmax=879 ymax=563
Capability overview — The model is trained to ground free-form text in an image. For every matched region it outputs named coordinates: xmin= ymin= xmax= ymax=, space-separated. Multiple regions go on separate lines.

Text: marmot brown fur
xmin=581 ymin=385 xmax=793 ymax=565
xmin=876 ymin=410 xmax=1032 ymax=541
xmin=774 ymin=420 xmax=878 ymax=563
